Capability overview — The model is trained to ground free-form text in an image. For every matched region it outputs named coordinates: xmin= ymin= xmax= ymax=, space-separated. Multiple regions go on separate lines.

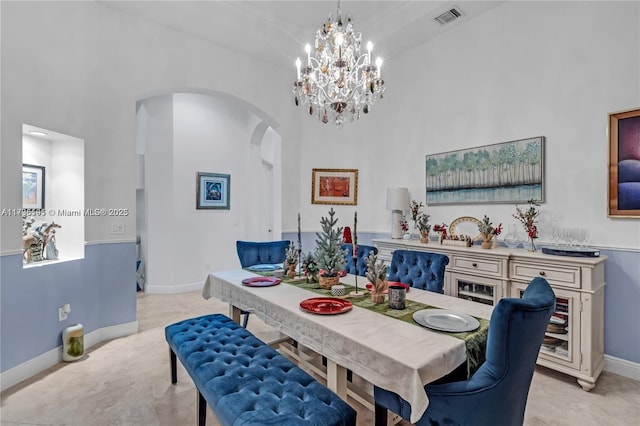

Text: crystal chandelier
xmin=292 ymin=1 xmax=385 ymax=127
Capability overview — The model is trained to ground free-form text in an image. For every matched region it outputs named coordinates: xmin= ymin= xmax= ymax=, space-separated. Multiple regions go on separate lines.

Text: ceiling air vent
xmin=434 ymin=7 xmax=464 ymax=25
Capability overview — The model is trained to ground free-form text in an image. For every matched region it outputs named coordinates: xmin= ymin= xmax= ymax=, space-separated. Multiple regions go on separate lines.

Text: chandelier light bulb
xmin=292 ymin=1 xmax=386 ymax=126
xmin=375 ymin=57 xmax=383 ymax=78
xmin=304 ymin=44 xmax=311 ymax=65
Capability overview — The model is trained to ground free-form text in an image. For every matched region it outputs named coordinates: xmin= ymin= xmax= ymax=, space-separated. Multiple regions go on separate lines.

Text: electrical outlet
xmin=58 ymin=303 xmax=70 ymax=322
xmin=110 ymin=223 xmax=125 ymax=234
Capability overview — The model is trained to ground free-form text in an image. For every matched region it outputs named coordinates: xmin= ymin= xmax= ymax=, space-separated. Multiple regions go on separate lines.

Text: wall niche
xmin=22 ymin=124 xmax=85 ymax=266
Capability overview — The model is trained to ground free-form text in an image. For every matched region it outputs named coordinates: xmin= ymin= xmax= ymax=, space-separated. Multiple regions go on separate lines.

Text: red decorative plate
xmin=299 ymin=297 xmax=353 ymax=315
xmin=366 ymin=282 xmax=410 ymax=294
xmin=241 ymin=277 xmax=281 ymax=287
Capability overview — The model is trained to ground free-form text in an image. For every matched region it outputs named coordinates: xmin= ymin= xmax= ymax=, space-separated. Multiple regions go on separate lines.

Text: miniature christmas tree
xmin=285 ymin=241 xmax=299 ymax=278
xmin=314 ymin=208 xmax=348 ymax=282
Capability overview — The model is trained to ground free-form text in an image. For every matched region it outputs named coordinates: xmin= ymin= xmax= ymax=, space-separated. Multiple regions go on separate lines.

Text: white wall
xmin=292 ymin=1 xmax=640 ymax=251
xmin=140 ymin=92 xmax=282 ymax=293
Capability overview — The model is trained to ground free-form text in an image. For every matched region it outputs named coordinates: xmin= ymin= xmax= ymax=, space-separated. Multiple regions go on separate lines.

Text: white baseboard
xmin=0 ymin=320 xmax=138 ymax=392
xmin=604 ymin=354 xmax=640 ymax=381
xmin=144 ymin=281 xmax=203 ymax=294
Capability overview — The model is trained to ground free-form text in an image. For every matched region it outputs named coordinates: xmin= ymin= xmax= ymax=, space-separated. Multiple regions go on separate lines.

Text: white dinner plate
xmin=247 ymin=264 xmax=283 ymax=272
xmin=413 ymin=309 xmax=480 ymax=332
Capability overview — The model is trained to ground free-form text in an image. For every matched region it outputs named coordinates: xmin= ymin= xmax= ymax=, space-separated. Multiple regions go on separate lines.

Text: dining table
xmin=202 ymin=269 xmax=493 ymax=424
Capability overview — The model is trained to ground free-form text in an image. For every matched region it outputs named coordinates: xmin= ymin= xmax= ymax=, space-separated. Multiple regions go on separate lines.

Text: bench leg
xmin=197 ymin=390 xmax=206 ymax=426
xmin=170 ymin=348 xmax=177 ymax=384
xmin=374 ymin=402 xmax=388 ymax=426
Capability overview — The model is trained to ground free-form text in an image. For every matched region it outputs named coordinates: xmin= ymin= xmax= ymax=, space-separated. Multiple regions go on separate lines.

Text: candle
xmin=295 ymin=58 xmax=301 ymax=80
xmin=298 ymin=212 xmax=302 ymax=277
xmin=297 ymin=212 xmax=301 ymax=250
xmin=353 ymin=211 xmax=358 ymax=258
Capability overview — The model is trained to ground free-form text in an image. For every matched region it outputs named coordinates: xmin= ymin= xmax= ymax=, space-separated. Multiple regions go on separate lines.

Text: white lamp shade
xmin=386 ymin=187 xmax=409 ymax=211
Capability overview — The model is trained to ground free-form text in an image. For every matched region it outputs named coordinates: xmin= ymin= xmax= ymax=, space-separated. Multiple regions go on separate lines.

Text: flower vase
xmin=420 ymin=231 xmax=429 ymax=244
xmin=492 ymin=237 xmax=499 ymax=249
xmin=481 ymin=235 xmax=493 ymax=249
xmin=528 ymin=237 xmax=538 ymax=252
xmin=504 ymin=224 xmax=520 ymax=248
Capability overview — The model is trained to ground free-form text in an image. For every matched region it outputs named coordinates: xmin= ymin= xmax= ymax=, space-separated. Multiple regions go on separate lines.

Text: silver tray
xmin=413 ymin=309 xmax=480 ymax=332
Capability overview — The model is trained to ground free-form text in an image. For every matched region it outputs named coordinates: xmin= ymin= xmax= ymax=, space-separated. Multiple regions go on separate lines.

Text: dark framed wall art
xmin=609 ymin=107 xmax=640 ymax=217
xmin=197 ymin=172 xmax=230 ymax=210
xmin=22 ymin=164 xmax=45 ymax=210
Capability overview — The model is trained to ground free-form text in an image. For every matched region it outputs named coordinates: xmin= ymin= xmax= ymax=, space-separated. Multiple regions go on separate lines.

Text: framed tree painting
xmin=609 ymin=107 xmax=640 ymax=217
xmin=425 ymin=136 xmax=544 ymax=205
xmin=311 ymin=168 xmax=358 ymax=205
xmin=197 ymin=172 xmax=230 ymax=210
xmin=22 ymin=164 xmax=45 ymax=210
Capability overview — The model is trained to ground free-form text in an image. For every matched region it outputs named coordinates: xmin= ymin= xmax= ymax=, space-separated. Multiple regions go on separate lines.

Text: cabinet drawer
xmin=451 ymin=255 xmax=503 ymax=277
xmin=511 ymin=261 xmax=581 ymax=288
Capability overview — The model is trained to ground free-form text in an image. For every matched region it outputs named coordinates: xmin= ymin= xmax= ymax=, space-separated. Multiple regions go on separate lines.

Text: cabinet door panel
xmin=511 ymin=282 xmax=581 ymax=370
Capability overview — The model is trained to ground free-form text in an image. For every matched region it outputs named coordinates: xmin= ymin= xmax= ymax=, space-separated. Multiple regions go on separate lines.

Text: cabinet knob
xmin=539 ymin=271 xmax=546 ymax=276
xmin=472 ymin=263 xmax=478 ymax=267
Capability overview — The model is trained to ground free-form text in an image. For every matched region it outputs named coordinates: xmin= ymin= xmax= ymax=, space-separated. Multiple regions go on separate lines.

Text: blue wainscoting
xmin=285 ymin=232 xmax=640 ymax=367
xmin=0 ymin=242 xmax=137 ymax=374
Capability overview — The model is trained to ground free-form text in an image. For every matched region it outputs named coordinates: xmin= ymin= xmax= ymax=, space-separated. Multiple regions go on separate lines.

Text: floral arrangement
xmin=433 ymin=223 xmax=448 ymax=238
xmin=285 ymin=241 xmax=299 ymax=265
xmin=399 ymin=216 xmax=409 ymax=234
xmin=416 ymin=213 xmax=431 ymax=233
xmin=513 ymin=198 xmax=541 ymax=250
xmin=410 ymin=200 xmax=424 ymax=223
xmin=478 ymin=215 xmax=502 ymax=239
xmin=301 ymin=252 xmax=319 ymax=282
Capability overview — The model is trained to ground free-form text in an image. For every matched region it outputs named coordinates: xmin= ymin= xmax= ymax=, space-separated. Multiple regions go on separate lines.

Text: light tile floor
xmin=1 ymin=290 xmax=639 ymax=425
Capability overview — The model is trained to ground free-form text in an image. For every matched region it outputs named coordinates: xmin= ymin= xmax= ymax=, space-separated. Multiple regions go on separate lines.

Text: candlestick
xmin=349 ymin=210 xmax=364 ymax=298
xmin=298 ymin=213 xmax=302 ymax=277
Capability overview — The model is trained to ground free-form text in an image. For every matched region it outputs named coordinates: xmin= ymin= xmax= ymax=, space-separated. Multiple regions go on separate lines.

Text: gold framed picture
xmin=311 ymin=168 xmax=358 ymax=205
xmin=608 ymin=108 xmax=640 ymax=218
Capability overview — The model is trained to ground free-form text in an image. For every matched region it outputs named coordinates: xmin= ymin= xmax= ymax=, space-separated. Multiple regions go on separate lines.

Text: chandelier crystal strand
xmin=293 ymin=1 xmax=385 ymax=127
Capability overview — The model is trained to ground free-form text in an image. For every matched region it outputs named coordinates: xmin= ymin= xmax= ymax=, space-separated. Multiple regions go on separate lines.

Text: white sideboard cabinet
xmin=372 ymin=238 xmax=607 ymax=390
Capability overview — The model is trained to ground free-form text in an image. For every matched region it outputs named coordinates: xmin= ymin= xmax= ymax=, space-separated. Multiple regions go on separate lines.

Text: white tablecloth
xmin=203 ymin=270 xmax=493 ymax=423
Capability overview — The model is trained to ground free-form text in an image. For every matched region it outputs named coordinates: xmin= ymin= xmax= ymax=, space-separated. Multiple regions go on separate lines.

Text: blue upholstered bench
xmin=165 ymin=314 xmax=357 ymax=426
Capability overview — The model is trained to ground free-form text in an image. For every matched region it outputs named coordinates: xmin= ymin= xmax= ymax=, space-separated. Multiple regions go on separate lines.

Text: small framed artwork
xmin=22 ymin=164 xmax=45 ymax=210
xmin=197 ymin=172 xmax=230 ymax=210
xmin=311 ymin=168 xmax=358 ymax=205
xmin=609 ymin=107 xmax=640 ymax=218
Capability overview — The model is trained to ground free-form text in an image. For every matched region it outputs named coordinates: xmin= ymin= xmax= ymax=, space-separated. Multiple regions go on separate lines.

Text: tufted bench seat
xmin=165 ymin=314 xmax=357 ymax=426
xmin=387 ymin=250 xmax=449 ymax=293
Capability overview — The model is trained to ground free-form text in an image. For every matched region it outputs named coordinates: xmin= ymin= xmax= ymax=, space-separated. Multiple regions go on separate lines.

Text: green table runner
xmin=247 ymin=270 xmax=488 ymax=377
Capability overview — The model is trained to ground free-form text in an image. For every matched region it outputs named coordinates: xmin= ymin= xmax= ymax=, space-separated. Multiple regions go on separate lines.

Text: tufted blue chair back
xmin=236 ymin=240 xmax=290 ymax=268
xmin=374 ymin=277 xmax=556 ymax=426
xmin=342 ymin=243 xmax=378 ymax=277
xmin=387 ymin=250 xmax=449 ymax=293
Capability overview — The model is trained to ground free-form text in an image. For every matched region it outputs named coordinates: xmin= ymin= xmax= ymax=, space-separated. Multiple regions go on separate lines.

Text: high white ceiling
xmin=98 ymin=1 xmax=503 ymax=68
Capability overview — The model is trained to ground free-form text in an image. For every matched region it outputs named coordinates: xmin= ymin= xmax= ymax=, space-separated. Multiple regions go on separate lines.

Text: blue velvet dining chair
xmin=235 ymin=240 xmax=290 ymax=327
xmin=387 ymin=250 xmax=449 ymax=293
xmin=373 ymin=277 xmax=556 ymax=426
xmin=341 ymin=243 xmax=378 ymax=277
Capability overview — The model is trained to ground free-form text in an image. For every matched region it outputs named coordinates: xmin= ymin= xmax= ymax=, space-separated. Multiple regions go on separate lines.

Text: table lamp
xmin=386 ymin=187 xmax=409 ymax=239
